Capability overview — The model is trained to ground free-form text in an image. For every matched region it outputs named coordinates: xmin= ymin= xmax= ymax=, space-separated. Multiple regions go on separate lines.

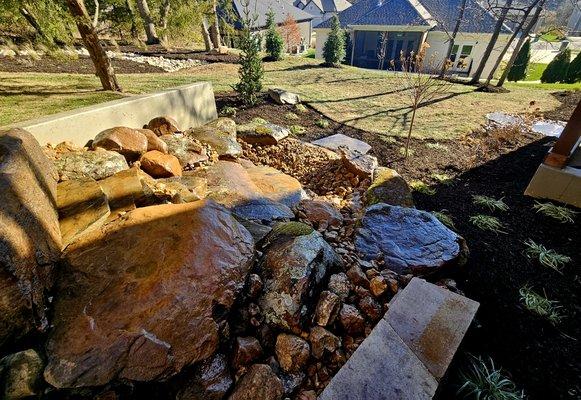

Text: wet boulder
xmin=355 ymin=204 xmax=468 ymax=276
xmin=0 ymin=129 xmax=62 ymax=347
xmin=259 ymin=222 xmax=342 ymax=332
xmin=44 ymin=200 xmax=254 ymax=388
xmin=177 ymin=354 xmax=233 ymax=400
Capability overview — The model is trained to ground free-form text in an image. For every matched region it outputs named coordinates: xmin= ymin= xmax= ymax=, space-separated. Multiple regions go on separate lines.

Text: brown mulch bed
xmin=217 ymin=92 xmax=581 ymax=400
xmin=543 ymin=90 xmax=581 ymax=121
xmin=0 ymin=55 xmax=166 ymax=74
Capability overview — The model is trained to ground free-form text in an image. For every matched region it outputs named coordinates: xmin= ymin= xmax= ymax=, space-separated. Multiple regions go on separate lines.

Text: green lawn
xmin=525 ymin=63 xmax=547 ymax=81
xmin=1 ymin=57 xmax=579 ymax=140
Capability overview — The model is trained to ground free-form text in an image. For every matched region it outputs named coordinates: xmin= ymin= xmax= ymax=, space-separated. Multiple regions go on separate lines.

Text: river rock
xmin=160 ymin=134 xmax=209 ymax=168
xmin=259 ymin=223 xmax=342 ymax=332
xmin=244 ymin=163 xmax=307 ymax=208
xmin=269 ymin=88 xmax=300 ymax=105
xmin=315 ymin=291 xmax=341 ymax=326
xmin=339 ymin=304 xmax=365 ymax=336
xmin=44 ymin=200 xmax=254 ymax=388
xmin=195 ymin=161 xmax=294 ymax=221
xmin=140 ymin=150 xmax=182 ymax=178
xmin=237 ymin=122 xmax=290 ymax=145
xmin=309 ymin=326 xmax=341 ymax=359
xmin=52 ymin=147 xmax=129 ymax=181
xmin=176 ymin=354 xmax=232 ymax=400
xmin=99 ymin=167 xmax=146 ymax=214
xmin=297 ymin=199 xmax=343 ymax=228
xmin=232 ymin=337 xmax=263 ymax=370
xmin=228 ymin=364 xmax=283 ymax=400
xmin=139 ymin=128 xmax=168 ymax=153
xmin=92 ymin=127 xmax=148 ymax=161
xmin=358 ymin=295 xmax=382 ymax=321
xmin=186 ymin=118 xmax=241 ymax=159
xmin=0 ymin=129 xmax=61 ymax=347
xmin=275 ymin=334 xmax=310 ymax=373
xmin=338 ymin=146 xmax=377 ymax=177
xmin=327 ymin=273 xmax=351 ymax=301
xmin=0 ymin=349 xmax=45 ymax=399
xmin=147 ymin=116 xmax=180 ymax=136
xmin=355 ymin=204 xmax=468 ymax=275
xmin=366 ymin=167 xmax=414 ymax=207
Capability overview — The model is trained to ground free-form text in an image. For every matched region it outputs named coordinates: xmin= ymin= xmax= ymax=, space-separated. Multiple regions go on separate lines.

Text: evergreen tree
xmin=342 ymin=29 xmax=352 ymax=64
xmin=541 ymin=48 xmax=570 ymax=83
xmin=507 ymin=38 xmax=530 ymax=82
xmin=234 ymin=0 xmax=263 ymax=105
xmin=264 ymin=8 xmax=283 ymax=61
xmin=322 ymin=15 xmax=345 ymax=67
xmin=565 ymin=51 xmax=581 ymax=83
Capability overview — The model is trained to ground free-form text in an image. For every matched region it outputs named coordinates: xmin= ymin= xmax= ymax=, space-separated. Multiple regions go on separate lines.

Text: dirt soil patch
xmin=118 ymin=44 xmax=240 ymax=63
xmin=0 ymin=55 xmax=167 ymax=74
xmin=218 ymin=92 xmax=580 ymax=400
xmin=543 ymin=90 xmax=581 ymax=121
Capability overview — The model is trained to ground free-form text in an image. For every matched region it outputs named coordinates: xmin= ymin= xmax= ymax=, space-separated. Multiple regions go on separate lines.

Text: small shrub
xmin=264 ymin=9 xmax=284 ymax=61
xmin=285 ymin=112 xmax=300 ymax=120
xmin=290 ymin=125 xmax=306 ymax=135
xmin=252 ymin=117 xmax=269 ymax=124
xmin=382 ymin=136 xmax=397 ymax=144
xmin=457 ymin=355 xmax=525 ymax=400
xmin=425 ymin=142 xmax=449 ymax=151
xmin=519 ymin=286 xmax=563 ymax=325
xmin=533 ymin=201 xmax=577 ymax=223
xmin=470 ymin=215 xmax=505 ymax=233
xmin=220 ymin=106 xmax=237 ymax=117
xmin=431 ymin=173 xmax=453 ymax=185
xmin=541 ymin=48 xmax=570 ymax=83
xmin=399 ymin=147 xmax=415 ymax=156
xmin=322 ymin=15 xmax=345 ymax=67
xmin=315 ymin=119 xmax=330 ymax=128
xmin=524 ymin=239 xmax=571 ymax=273
xmin=295 ymin=104 xmax=307 ymax=113
xmin=410 ymin=180 xmax=436 ymax=195
xmin=472 ymin=195 xmax=509 ymax=212
xmin=432 ymin=211 xmax=456 ymax=230
xmin=303 ymin=48 xmax=315 ymax=59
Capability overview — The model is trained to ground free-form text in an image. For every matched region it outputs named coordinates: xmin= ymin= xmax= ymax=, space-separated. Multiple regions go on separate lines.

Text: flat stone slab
xmin=311 ymin=134 xmax=371 ymax=155
xmin=319 ymin=278 xmax=478 ymax=400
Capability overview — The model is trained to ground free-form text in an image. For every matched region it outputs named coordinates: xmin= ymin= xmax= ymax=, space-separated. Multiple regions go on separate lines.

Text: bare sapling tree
xmin=469 ymin=0 xmax=513 ymax=84
xmin=391 ymin=43 xmax=451 ymax=159
xmin=377 ymin=32 xmax=388 ymax=70
xmin=66 ymin=0 xmax=122 ymax=92
xmin=159 ymin=0 xmax=171 ymax=44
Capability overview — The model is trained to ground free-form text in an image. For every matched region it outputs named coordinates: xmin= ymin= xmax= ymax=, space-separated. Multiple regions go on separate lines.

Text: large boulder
xmin=194 ymin=161 xmax=295 ymax=221
xmin=338 ymin=146 xmax=377 ymax=177
xmin=140 ymin=150 xmax=182 ymax=178
xmin=355 ymin=204 xmax=467 ymax=276
xmin=259 ymin=222 xmax=342 ymax=332
xmin=366 ymin=167 xmax=414 ymax=207
xmin=0 ymin=349 xmax=45 ymax=399
xmin=268 ymin=88 xmax=300 ymax=105
xmin=244 ymin=163 xmax=307 ymax=208
xmin=51 ymin=147 xmax=129 ymax=181
xmin=228 ymin=364 xmax=283 ymax=400
xmin=176 ymin=354 xmax=233 ymax=400
xmin=147 ymin=116 xmax=181 ymax=136
xmin=92 ymin=127 xmax=148 ymax=161
xmin=186 ymin=118 xmax=242 ymax=159
xmin=44 ymin=200 xmax=254 ymax=388
xmin=0 ymin=129 xmax=62 ymax=347
xmin=139 ymin=128 xmax=168 ymax=153
xmin=160 ymin=134 xmax=209 ymax=169
xmin=237 ymin=122 xmax=290 ymax=145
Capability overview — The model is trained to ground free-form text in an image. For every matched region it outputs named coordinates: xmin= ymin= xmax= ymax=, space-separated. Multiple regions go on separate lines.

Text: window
xmin=451 ymin=43 xmax=474 ymax=71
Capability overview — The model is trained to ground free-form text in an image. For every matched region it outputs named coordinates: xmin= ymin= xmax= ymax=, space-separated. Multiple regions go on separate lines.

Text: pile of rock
xmin=0 ymin=110 xmax=468 ymax=400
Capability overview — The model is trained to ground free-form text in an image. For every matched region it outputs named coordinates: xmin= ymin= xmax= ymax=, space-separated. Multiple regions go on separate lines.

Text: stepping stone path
xmin=319 ymin=278 xmax=479 ymax=400
xmin=312 ymin=133 xmax=372 ymax=155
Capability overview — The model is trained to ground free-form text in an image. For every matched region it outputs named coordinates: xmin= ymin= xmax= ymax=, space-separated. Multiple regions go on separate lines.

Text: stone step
xmin=319 ymin=278 xmax=479 ymax=400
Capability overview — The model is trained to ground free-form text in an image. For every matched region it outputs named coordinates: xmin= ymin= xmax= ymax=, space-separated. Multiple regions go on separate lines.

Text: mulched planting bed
xmin=217 ymin=92 xmax=580 ymax=399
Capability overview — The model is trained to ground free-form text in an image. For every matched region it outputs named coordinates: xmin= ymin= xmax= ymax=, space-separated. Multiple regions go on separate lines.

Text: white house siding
xmin=315 ymin=28 xmax=330 ymax=58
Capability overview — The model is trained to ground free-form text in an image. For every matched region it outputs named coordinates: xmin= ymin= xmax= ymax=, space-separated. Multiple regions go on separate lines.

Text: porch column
xmin=544 ymin=101 xmax=581 ymax=168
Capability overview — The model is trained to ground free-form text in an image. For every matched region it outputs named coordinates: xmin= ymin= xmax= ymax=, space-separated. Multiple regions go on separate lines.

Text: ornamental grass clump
xmin=472 ymin=195 xmax=509 ymax=212
xmin=457 ymin=355 xmax=525 ymax=400
xmin=431 ymin=211 xmax=456 ymax=230
xmin=519 ymin=286 xmax=563 ymax=325
xmin=532 ymin=201 xmax=577 ymax=224
xmin=524 ymin=239 xmax=571 ymax=273
xmin=469 ymin=215 xmax=505 ymax=234
xmin=410 ymin=180 xmax=435 ymax=195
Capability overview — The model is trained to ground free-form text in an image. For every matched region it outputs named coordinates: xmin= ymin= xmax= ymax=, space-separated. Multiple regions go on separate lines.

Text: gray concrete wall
xmin=10 ymin=82 xmax=218 ymax=147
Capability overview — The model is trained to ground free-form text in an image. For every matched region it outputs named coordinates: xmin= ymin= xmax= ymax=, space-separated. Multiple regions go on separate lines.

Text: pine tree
xmin=541 ymin=48 xmax=571 ymax=83
xmin=565 ymin=51 xmax=581 ymax=83
xmin=234 ymin=0 xmax=263 ymax=105
xmin=264 ymin=9 xmax=284 ymax=61
xmin=507 ymin=38 xmax=530 ymax=82
xmin=323 ymin=15 xmax=345 ymax=67
xmin=342 ymin=29 xmax=352 ymax=64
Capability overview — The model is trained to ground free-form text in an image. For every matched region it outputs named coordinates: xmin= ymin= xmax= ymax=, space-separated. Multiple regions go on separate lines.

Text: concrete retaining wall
xmin=10 ymin=82 xmax=218 ymax=147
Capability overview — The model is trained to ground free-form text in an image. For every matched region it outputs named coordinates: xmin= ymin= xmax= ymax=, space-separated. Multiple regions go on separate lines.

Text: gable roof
xmin=307 ymin=0 xmax=353 ymax=13
xmin=225 ymin=0 xmax=314 ymax=29
xmin=315 ymin=0 xmax=511 ymax=34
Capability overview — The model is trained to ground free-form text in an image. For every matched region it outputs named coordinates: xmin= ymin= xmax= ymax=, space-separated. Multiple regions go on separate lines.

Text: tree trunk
xmin=209 ymin=0 xmax=222 ymax=48
xmin=92 ymin=0 xmax=100 ymax=28
xmin=484 ymin=0 xmax=541 ymax=85
xmin=136 ymin=0 xmax=160 ymax=45
xmin=469 ymin=0 xmax=512 ymax=84
xmin=66 ymin=0 xmax=122 ymax=92
xmin=496 ymin=1 xmax=544 ymax=87
xmin=19 ymin=6 xmax=50 ymax=43
xmin=125 ymin=0 xmax=140 ymax=40
xmin=440 ymin=0 xmax=467 ymax=77
xmin=201 ymin=19 xmax=212 ymax=51
xmin=159 ymin=0 xmax=171 ymax=44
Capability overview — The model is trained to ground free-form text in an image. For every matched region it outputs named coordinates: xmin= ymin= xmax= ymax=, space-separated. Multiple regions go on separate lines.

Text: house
xmin=295 ymin=0 xmax=353 ymax=26
xmin=314 ymin=0 xmax=513 ymax=78
xmin=567 ymin=1 xmax=581 ymax=36
xmin=221 ymin=0 xmax=315 ymax=49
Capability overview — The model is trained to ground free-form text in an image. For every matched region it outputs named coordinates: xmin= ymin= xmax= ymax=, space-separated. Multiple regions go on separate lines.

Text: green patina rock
xmin=366 ymin=167 xmax=414 ymax=207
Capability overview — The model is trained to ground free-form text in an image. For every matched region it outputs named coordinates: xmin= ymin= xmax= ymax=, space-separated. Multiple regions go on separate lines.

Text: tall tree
xmin=565 ymin=51 xmax=581 ymax=83
xmin=507 ymin=38 xmax=530 ymax=81
xmin=265 ymin=8 xmax=284 ymax=60
xmin=469 ymin=0 xmax=513 ymax=84
xmin=323 ymin=15 xmax=345 ymax=67
xmin=440 ymin=0 xmax=468 ymax=77
xmin=66 ymin=0 xmax=122 ymax=91
xmin=541 ymin=48 xmax=570 ymax=83
xmin=159 ymin=0 xmax=171 ymax=43
xmin=280 ymin=13 xmax=301 ymax=53
xmin=209 ymin=0 xmax=221 ymax=48
xmin=234 ymin=0 xmax=263 ymax=105
xmin=201 ymin=18 xmax=212 ymax=51
xmin=135 ymin=0 xmax=160 ymax=44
